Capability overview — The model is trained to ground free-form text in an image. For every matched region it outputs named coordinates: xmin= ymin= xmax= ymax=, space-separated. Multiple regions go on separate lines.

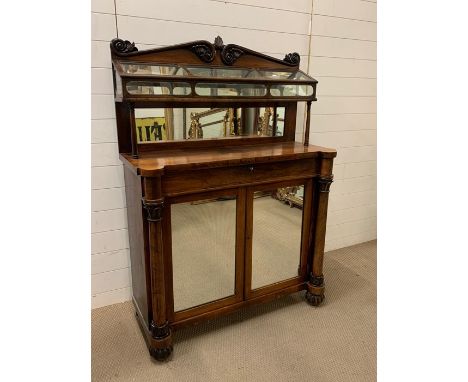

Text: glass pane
xmin=120 ymin=63 xmax=188 ymax=76
xmin=251 ymin=187 xmax=304 ymax=290
xmin=126 ymin=81 xmax=191 ymax=95
xmin=270 ymin=84 xmax=314 ymax=97
xmin=171 ymin=196 xmax=237 ymax=312
xmin=258 ymin=70 xmax=309 ymax=80
xmin=195 ymin=83 xmax=267 ymax=97
xmin=117 ymin=63 xmax=314 ymax=82
xmin=134 ymin=107 xmax=286 ymax=142
xmin=114 ymin=72 xmax=122 ymax=96
xmin=186 ymin=66 xmax=254 ymax=78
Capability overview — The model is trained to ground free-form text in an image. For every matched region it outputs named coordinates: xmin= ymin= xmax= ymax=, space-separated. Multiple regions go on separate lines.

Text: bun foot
xmin=306 ymin=291 xmax=325 ymax=306
xmin=149 ymin=345 xmax=173 ymax=361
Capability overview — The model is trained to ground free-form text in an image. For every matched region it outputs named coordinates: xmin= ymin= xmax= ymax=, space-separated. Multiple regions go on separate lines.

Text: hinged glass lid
xmin=116 ymin=62 xmax=314 ymax=82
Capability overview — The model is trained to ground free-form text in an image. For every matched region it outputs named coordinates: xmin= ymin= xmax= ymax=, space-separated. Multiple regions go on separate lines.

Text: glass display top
xmin=117 ymin=62 xmax=314 ymax=82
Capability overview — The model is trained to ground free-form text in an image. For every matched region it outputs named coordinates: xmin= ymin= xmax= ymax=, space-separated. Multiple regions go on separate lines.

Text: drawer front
xmin=162 ymin=159 xmax=320 ymax=196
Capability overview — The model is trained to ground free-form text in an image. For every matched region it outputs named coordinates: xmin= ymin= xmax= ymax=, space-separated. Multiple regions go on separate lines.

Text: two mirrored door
xmin=168 ymin=180 xmax=311 ymax=320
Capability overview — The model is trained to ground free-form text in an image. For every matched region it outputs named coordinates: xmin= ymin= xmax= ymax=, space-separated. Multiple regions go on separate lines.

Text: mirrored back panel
xmin=171 ymin=195 xmax=237 ymax=312
xmin=135 ymin=107 xmax=285 ymax=143
xmin=250 ymin=186 xmax=304 ymax=290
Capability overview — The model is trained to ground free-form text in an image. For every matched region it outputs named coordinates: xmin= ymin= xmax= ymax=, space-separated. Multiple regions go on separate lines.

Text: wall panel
xmin=314 ymin=0 xmax=377 ymax=22
xmin=90 ymin=0 xmax=377 ymax=307
xmin=117 ymin=15 xmax=310 ymax=55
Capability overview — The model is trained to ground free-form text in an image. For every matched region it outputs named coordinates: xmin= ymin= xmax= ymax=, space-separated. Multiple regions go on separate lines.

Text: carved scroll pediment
xmin=110 ymin=38 xmax=138 ymax=54
xmin=191 ymin=42 xmax=216 ymax=63
xmin=283 ymin=52 xmax=300 ymax=65
xmin=191 ymin=37 xmax=244 ymax=65
xmin=221 ymin=45 xmax=244 ymax=65
xmin=111 ymin=35 xmax=301 ymax=67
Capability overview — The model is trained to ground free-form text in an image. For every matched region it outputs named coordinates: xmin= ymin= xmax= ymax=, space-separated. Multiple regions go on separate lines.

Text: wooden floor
xmin=92 ymin=240 xmax=376 ymax=382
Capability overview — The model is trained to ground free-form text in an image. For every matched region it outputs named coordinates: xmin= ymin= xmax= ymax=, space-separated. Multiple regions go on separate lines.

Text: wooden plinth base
xmin=135 ymin=309 xmax=173 ymax=362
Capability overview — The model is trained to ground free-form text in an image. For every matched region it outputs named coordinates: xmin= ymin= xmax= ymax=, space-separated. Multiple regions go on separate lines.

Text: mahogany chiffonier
xmin=109 ymin=36 xmax=336 ymax=361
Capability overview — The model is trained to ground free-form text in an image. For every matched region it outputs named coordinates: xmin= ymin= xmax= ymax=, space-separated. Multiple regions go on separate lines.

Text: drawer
xmin=161 ymin=158 xmax=320 ymax=196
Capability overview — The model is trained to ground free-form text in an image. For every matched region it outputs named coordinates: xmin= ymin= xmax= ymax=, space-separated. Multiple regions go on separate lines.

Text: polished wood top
xmin=120 ymin=142 xmax=336 ymax=176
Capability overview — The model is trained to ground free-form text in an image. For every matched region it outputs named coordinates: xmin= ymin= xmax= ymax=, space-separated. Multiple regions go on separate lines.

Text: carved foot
xmin=149 ymin=345 xmax=173 ymax=361
xmin=305 ymin=291 xmax=325 ymax=306
xmin=149 ymin=321 xmax=173 ymax=361
xmin=306 ymin=274 xmax=325 ymax=306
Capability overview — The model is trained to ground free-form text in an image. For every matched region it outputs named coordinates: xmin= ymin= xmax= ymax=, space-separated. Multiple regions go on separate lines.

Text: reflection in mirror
xmin=240 ymin=107 xmax=285 ymax=137
xmin=251 ymin=186 xmax=304 ymax=290
xmin=187 ymin=107 xmax=240 ymax=139
xmin=135 ymin=107 xmax=286 ymax=143
xmin=135 ymin=108 xmax=174 ymax=142
xmin=171 ymin=196 xmax=237 ymax=312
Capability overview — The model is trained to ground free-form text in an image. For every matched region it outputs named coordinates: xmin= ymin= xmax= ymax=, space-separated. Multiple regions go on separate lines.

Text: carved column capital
xmin=317 ymin=175 xmax=334 ymax=193
xmin=150 ymin=320 xmax=171 ymax=340
xmin=142 ymin=198 xmax=164 ymax=222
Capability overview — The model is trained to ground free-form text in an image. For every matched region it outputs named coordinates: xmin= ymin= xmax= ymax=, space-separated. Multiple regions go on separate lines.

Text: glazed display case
xmin=109 ymin=36 xmax=336 ymax=360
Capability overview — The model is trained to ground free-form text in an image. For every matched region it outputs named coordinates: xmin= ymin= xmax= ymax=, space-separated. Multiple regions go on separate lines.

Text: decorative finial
xmin=214 ymin=36 xmax=224 ymax=49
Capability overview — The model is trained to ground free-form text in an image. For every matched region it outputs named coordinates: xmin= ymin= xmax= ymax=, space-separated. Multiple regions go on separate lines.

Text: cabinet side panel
xmin=123 ymin=165 xmax=150 ymax=327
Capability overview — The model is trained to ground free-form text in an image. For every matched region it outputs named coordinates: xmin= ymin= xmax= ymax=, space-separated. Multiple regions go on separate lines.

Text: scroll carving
xmin=221 ymin=45 xmax=244 ymax=65
xmin=283 ymin=52 xmax=300 ymax=65
xmin=317 ymin=176 xmax=333 ymax=193
xmin=142 ymin=199 xmax=164 ymax=222
xmin=191 ymin=43 xmax=216 ymax=63
xmin=110 ymin=38 xmax=138 ymax=54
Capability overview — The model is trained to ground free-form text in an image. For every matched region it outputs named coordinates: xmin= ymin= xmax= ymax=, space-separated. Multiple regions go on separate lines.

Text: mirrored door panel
xmin=250 ymin=186 xmax=305 ymax=290
xmin=171 ymin=195 xmax=237 ymax=312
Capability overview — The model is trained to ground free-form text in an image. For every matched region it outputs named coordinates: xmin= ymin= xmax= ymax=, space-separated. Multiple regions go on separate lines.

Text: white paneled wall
xmin=91 ymin=0 xmax=377 ymax=308
xmin=309 ymin=0 xmax=376 ymax=251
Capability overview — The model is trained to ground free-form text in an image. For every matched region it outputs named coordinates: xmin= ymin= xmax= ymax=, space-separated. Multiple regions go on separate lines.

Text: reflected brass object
xmin=188 ymin=113 xmax=203 ymax=139
xmin=223 ymin=108 xmax=233 ymax=136
xmin=257 ymin=107 xmax=273 ymax=136
xmin=274 ymin=186 xmax=303 ymax=209
xmin=189 ymin=108 xmax=241 ymax=138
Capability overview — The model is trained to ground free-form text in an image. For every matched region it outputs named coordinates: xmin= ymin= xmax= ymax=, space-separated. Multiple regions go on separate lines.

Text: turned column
xmin=142 ymin=176 xmax=173 ymax=361
xmin=306 ymin=158 xmax=334 ymax=306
